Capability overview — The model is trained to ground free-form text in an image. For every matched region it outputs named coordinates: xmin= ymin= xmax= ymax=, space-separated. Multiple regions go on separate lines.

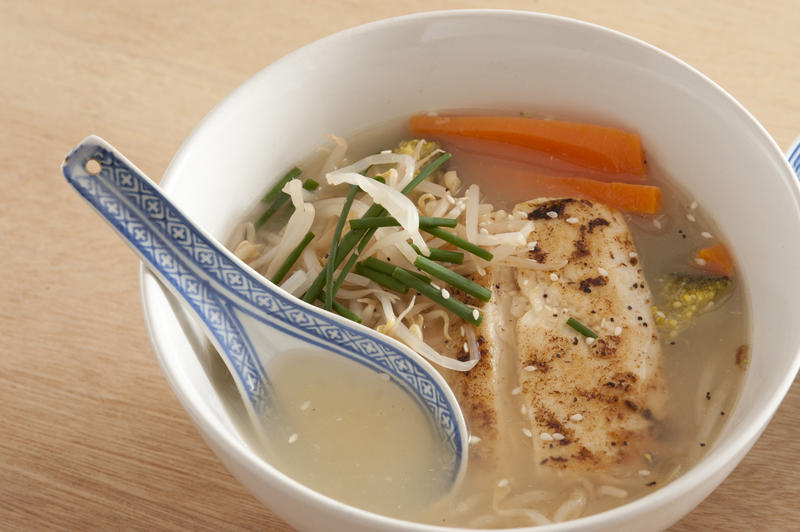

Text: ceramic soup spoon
xmin=62 ymin=135 xmax=468 ymax=491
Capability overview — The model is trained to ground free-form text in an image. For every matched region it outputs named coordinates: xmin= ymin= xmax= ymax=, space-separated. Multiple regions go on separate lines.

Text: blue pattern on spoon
xmin=787 ymin=136 xmax=800 ymax=177
xmin=62 ymin=135 xmax=467 ymax=486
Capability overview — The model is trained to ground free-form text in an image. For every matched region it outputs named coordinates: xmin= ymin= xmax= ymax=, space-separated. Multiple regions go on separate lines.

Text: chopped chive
xmin=421 ymin=217 xmax=458 ymax=228
xmin=392 ymin=268 xmax=482 ymax=326
xmin=332 ymin=300 xmax=361 ymax=323
xmin=411 ymin=244 xmax=464 ymax=265
xmin=347 ymin=216 xmax=397 ymax=229
xmin=362 ymin=257 xmax=430 ymax=282
xmin=401 ymin=152 xmax=451 ymax=194
xmin=271 ymin=231 xmax=314 ymax=285
xmin=325 ymin=185 xmax=359 ymax=310
xmin=302 ymin=153 xmax=451 ymax=304
xmin=302 ymin=178 xmax=319 ymax=191
xmin=422 ymin=226 xmax=494 ymax=261
xmin=262 ymin=167 xmax=302 ymax=204
xmin=348 ymin=216 xmax=397 ymax=229
xmin=567 ymin=317 xmax=598 ymax=338
xmin=255 ymin=193 xmax=291 ymax=229
xmin=413 ymin=256 xmax=492 ymax=302
xmin=319 ymin=291 xmax=362 ymax=323
xmin=354 ymin=263 xmax=408 ymax=294
xmin=348 ymin=216 xmax=458 ymax=230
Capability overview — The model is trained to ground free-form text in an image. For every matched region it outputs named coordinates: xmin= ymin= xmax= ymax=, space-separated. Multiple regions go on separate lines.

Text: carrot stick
xmin=491 ymin=168 xmax=661 ymax=214
xmin=696 ymin=243 xmax=734 ymax=277
xmin=410 ymin=114 xmax=645 ymax=177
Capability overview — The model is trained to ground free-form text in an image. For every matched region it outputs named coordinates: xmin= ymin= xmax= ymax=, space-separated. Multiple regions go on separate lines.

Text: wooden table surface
xmin=2 ymin=1 xmax=799 ymax=530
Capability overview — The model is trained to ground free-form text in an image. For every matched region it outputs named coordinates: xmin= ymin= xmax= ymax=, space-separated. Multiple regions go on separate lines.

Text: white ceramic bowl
xmin=141 ymin=10 xmax=800 ymax=531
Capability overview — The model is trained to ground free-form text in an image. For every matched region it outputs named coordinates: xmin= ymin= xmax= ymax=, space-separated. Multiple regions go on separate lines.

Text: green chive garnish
xmin=401 ymin=152 xmax=451 ymax=194
xmin=262 ymin=167 xmax=302 ymax=204
xmin=410 ymin=244 xmax=464 ymax=265
xmin=566 ymin=317 xmax=598 ymax=338
xmin=270 ymin=231 xmax=315 ymax=285
xmin=420 ymin=217 xmax=458 ymax=228
xmin=302 ymin=178 xmax=319 ymax=191
xmin=413 ymin=255 xmax=492 ymax=302
xmin=422 ymin=226 xmax=494 ymax=262
xmin=318 ymin=291 xmax=362 ymax=323
xmin=302 ymin=153 xmax=451 ymax=304
xmin=325 ymin=185 xmax=359 ymax=310
xmin=362 ymin=257 xmax=430 ymax=282
xmin=348 ymin=216 xmax=458 ymax=230
xmin=354 ymin=263 xmax=408 ymax=294
xmin=391 ymin=268 xmax=482 ymax=326
xmin=255 ymin=193 xmax=291 ymax=229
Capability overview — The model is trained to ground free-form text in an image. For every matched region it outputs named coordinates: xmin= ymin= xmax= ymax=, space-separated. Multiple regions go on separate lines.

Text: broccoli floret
xmin=394 ymin=139 xmax=441 ymax=161
xmin=652 ymin=273 xmax=732 ymax=338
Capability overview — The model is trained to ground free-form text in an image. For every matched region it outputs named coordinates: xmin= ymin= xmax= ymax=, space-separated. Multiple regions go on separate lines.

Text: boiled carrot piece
xmin=696 ymin=243 xmax=734 ymax=277
xmin=492 ymin=168 xmax=661 ymax=214
xmin=410 ymin=114 xmax=646 ymax=176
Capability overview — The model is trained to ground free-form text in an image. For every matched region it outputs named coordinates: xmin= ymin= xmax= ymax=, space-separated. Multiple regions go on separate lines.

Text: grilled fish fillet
xmin=438 ymin=197 xmax=666 ymax=472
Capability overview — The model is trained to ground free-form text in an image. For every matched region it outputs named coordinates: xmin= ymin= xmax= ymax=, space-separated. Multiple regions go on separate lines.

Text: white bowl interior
xmin=143 ymin=10 xmax=800 ymax=532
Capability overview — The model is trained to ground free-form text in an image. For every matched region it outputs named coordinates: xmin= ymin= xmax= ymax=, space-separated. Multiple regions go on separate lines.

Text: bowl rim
xmin=142 ymin=8 xmax=800 ymax=531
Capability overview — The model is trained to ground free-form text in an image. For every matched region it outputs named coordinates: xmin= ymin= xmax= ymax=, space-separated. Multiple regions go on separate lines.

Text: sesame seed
xmin=463 ymin=342 xmax=469 ymax=352
xmin=598 ymin=267 xmax=609 ymax=276
xmin=522 ymin=428 xmax=533 ymax=438
xmin=656 ymin=311 xmax=666 ymax=319
xmin=497 ymin=479 xmax=510 ymax=488
xmin=629 ymin=251 xmax=638 ymax=258
xmin=524 ymin=365 xmax=537 ymax=372
xmin=653 ymin=219 xmax=662 ymax=229
xmin=522 ymin=278 xmax=529 ymax=285
xmin=511 ymin=386 xmax=522 ymax=395
xmin=472 ymin=309 xmax=480 ymax=321
xmin=566 ymin=217 xmax=579 ymax=224
xmin=690 ymin=201 xmax=698 ymax=210
xmin=701 ymin=231 xmax=713 ymax=239
xmin=479 ymin=228 xmax=488 ymax=234
xmin=521 ymin=404 xmax=527 ymax=415
xmin=552 ymin=433 xmax=565 ymax=441
xmin=570 ymin=413 xmax=584 ymax=422
xmin=441 ymin=288 xmax=450 ymax=299
xmin=614 ymin=326 xmax=622 ymax=336
xmin=336 ymin=417 xmax=343 ymax=422
xmin=540 ymin=433 xmax=554 ymax=441
xmin=639 ymin=469 xmax=651 ymax=476
xmin=546 ymin=211 xmax=558 ymax=218
xmin=527 ymin=240 xmax=538 ymax=249
xmin=380 ymin=149 xmax=392 ymax=154
xmin=695 ymin=257 xmax=707 ymax=266
xmin=288 ymin=433 xmax=298 ymax=444
xmin=585 ymin=337 xmax=595 ymax=345
xmin=686 ymin=213 xmax=696 ymax=222
xmin=469 ymin=435 xmax=481 ymax=445
xmin=431 ymin=282 xmax=441 ymax=290
xmin=550 ymin=273 xmax=559 ymax=282
xmin=300 ymin=401 xmax=311 ymax=411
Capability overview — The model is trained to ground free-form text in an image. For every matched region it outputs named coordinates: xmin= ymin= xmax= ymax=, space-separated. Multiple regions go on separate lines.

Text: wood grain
xmin=1 ymin=1 xmax=798 ymax=530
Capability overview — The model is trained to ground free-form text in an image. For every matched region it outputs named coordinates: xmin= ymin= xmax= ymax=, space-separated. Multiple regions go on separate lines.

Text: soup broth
xmin=253 ymin=350 xmax=453 ymax=519
xmin=225 ymin=112 xmax=748 ymax=527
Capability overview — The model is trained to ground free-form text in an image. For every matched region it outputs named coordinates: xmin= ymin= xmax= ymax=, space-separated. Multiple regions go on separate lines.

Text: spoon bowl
xmin=61 ymin=135 xmax=468 ymax=498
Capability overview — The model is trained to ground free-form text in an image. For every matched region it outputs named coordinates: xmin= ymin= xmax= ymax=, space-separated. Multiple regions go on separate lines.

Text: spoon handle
xmin=63 ymin=136 xmax=276 ymax=419
xmin=61 ymin=136 xmax=466 ymax=470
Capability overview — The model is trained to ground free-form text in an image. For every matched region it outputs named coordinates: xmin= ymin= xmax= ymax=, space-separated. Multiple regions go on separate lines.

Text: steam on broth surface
xmin=225 ymin=112 xmax=748 ymax=527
